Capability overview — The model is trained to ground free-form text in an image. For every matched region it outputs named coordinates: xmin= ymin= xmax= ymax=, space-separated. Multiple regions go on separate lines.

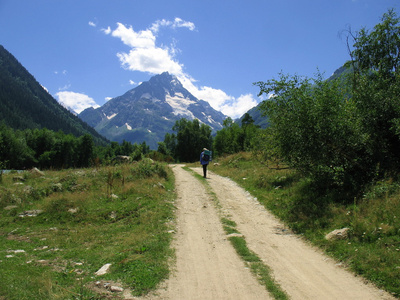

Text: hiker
xmin=200 ymin=148 xmax=211 ymax=178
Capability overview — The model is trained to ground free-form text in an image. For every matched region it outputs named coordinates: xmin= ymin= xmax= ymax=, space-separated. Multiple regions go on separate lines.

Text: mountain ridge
xmin=0 ymin=45 xmax=109 ymax=146
xmin=79 ymin=72 xmax=227 ymax=148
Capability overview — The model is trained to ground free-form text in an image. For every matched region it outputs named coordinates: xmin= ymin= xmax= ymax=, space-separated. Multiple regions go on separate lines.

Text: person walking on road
xmin=200 ymin=148 xmax=211 ymax=178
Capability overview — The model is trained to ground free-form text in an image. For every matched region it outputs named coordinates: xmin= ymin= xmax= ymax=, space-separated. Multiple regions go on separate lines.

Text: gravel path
xmin=139 ymin=165 xmax=394 ymax=300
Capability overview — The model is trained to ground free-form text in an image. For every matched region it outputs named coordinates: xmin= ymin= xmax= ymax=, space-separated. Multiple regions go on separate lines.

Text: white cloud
xmin=89 ymin=21 xmax=96 ymax=27
xmin=54 ymin=70 xmax=67 ymax=75
xmin=112 ymin=23 xmax=155 ymax=48
xmin=56 ymin=91 xmax=99 ymax=114
xmin=102 ymin=26 xmax=112 ymax=35
xmin=117 ymin=47 xmax=183 ymax=75
xmin=104 ymin=18 xmax=257 ymax=119
xmin=182 ymin=80 xmax=258 ymax=119
xmin=220 ymin=94 xmax=258 ymax=118
xmin=129 ymin=80 xmax=136 ymax=85
xmin=173 ymin=17 xmax=196 ymax=31
xmin=59 ymin=83 xmax=71 ymax=91
xmin=104 ymin=20 xmax=189 ymax=76
xmin=150 ymin=17 xmax=195 ymax=33
xmin=105 ymin=97 xmax=112 ymax=101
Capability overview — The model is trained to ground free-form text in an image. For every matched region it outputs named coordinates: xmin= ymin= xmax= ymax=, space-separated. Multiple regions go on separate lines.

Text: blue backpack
xmin=202 ymin=150 xmax=211 ymax=162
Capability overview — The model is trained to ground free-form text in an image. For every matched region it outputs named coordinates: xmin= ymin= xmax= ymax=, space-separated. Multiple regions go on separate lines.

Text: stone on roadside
xmin=19 ymin=210 xmax=43 ymax=217
xmin=30 ymin=167 xmax=45 ymax=176
xmin=325 ymin=228 xmax=350 ymax=241
xmin=4 ymin=205 xmax=18 ymax=210
xmin=95 ymin=263 xmax=112 ymax=276
xmin=7 ymin=249 xmax=26 ymax=254
xmin=68 ymin=207 xmax=79 ymax=214
xmin=110 ymin=286 xmax=124 ymax=292
xmin=227 ymin=233 xmax=244 ymax=238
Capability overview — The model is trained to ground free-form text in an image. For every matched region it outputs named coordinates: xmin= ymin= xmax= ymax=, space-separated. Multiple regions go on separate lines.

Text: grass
xmin=183 ymin=165 xmax=289 ymax=300
xmin=0 ymin=160 xmax=176 ymax=299
xmin=209 ymin=152 xmax=400 ymax=298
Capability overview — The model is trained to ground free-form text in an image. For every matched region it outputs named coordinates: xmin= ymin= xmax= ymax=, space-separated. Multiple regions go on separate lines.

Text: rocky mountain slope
xmin=79 ymin=72 xmax=226 ymax=148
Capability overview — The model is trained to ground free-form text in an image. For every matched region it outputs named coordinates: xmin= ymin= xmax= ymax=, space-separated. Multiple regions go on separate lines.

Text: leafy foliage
xmin=351 ymin=9 xmax=400 ymax=77
xmin=213 ymin=115 xmax=259 ymax=156
xmin=0 ymin=123 xmax=161 ymax=170
xmin=0 ymin=125 xmax=96 ymax=169
xmin=255 ymin=73 xmax=367 ymax=193
xmin=255 ymin=9 xmax=400 ymax=198
xmin=162 ymin=118 xmax=213 ymax=162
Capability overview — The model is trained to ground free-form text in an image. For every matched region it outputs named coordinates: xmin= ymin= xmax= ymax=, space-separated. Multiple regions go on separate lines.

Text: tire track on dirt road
xmin=193 ymin=167 xmax=395 ymax=300
xmin=141 ymin=165 xmax=272 ymax=299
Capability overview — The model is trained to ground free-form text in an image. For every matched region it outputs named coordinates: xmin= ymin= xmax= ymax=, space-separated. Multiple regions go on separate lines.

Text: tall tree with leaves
xmin=77 ymin=134 xmax=94 ymax=168
xmin=167 ymin=118 xmax=212 ymax=162
xmin=256 ymin=73 xmax=366 ymax=191
xmin=255 ymin=9 xmax=400 ymax=196
xmin=349 ymin=9 xmax=400 ymax=175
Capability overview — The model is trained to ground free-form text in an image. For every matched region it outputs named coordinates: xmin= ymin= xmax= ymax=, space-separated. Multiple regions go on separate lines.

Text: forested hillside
xmin=0 ymin=45 xmax=108 ymax=146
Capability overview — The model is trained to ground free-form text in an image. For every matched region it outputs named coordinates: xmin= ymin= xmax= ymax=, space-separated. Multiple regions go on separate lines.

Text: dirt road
xmin=140 ymin=165 xmax=395 ymax=300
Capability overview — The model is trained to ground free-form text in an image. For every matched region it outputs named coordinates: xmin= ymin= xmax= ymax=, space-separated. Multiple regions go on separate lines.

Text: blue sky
xmin=1 ymin=0 xmax=399 ymax=119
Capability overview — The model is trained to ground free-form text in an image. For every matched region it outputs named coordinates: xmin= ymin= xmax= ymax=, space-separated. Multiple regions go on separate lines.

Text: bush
xmin=132 ymin=160 xmax=168 ymax=180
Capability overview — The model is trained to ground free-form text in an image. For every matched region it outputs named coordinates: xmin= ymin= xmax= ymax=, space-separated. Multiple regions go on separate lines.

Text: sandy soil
xmin=138 ymin=165 xmax=395 ymax=300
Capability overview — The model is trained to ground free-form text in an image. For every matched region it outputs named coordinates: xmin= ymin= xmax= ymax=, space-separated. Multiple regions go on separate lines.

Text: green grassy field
xmin=0 ymin=160 xmax=175 ymax=299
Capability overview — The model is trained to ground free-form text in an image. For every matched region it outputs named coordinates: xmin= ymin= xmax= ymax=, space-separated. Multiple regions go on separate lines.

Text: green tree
xmin=241 ymin=114 xmax=259 ymax=151
xmin=351 ymin=9 xmax=400 ymax=78
xmin=52 ymin=132 xmax=77 ymax=169
xmin=168 ymin=118 xmax=212 ymax=162
xmin=0 ymin=125 xmax=35 ymax=169
xmin=349 ymin=9 xmax=400 ymax=175
xmin=256 ymin=73 xmax=366 ymax=191
xmin=255 ymin=9 xmax=400 ymax=196
xmin=213 ymin=116 xmax=259 ymax=156
xmin=214 ymin=117 xmax=241 ymax=155
xmin=77 ymin=134 xmax=94 ymax=168
xmin=157 ymin=142 xmax=168 ymax=156
xmin=131 ymin=142 xmax=150 ymax=161
xmin=120 ymin=140 xmax=135 ymax=156
xmin=163 ymin=133 xmax=177 ymax=158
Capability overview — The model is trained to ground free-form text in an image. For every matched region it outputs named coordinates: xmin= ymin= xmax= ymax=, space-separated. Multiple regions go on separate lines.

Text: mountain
xmin=236 ymin=103 xmax=269 ymax=129
xmin=0 ymin=45 xmax=109 ymax=146
xmin=79 ymin=72 xmax=227 ymax=148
